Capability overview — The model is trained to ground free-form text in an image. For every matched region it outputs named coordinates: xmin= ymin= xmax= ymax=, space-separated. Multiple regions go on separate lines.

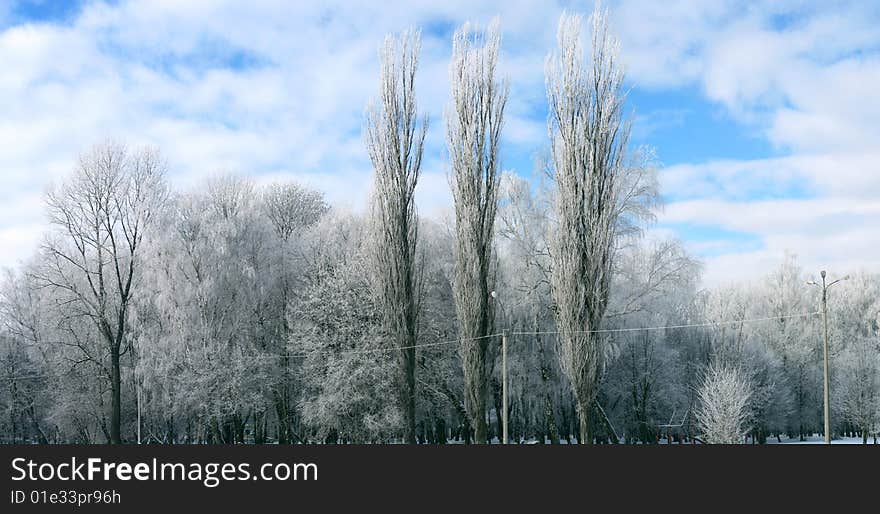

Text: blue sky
xmin=3 ymin=0 xmax=84 ymax=25
xmin=1 ymin=0 xmax=879 ymax=285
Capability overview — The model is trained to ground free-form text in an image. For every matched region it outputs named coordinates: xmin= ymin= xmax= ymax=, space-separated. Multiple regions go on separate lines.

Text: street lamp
xmin=490 ymin=290 xmax=508 ymax=445
xmin=806 ymin=270 xmax=849 ymax=445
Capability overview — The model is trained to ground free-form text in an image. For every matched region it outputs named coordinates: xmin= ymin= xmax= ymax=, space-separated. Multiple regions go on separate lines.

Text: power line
xmin=287 ymin=331 xmax=502 ymax=360
xmin=1 ymin=374 xmax=50 ymax=381
xmin=510 ymin=311 xmax=821 ymax=336
xmin=0 ymin=311 xmax=822 ymax=372
xmin=290 ymin=310 xmax=820 ymax=360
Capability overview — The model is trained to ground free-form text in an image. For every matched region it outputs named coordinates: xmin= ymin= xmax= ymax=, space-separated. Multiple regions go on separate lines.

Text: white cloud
xmin=620 ymin=0 xmax=880 ymax=286
xmin=661 ymin=195 xmax=880 ymax=287
xmin=0 ymin=0 xmax=564 ymax=270
xmin=0 ymin=0 xmax=878 ymax=288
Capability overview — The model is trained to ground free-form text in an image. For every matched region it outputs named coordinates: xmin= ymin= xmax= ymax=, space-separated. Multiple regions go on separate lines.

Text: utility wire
xmin=290 ymin=310 xmax=820 ymax=360
xmin=510 ymin=311 xmax=820 ymax=336
xmin=2 ymin=311 xmax=821 ymax=376
xmin=286 ymin=331 xmax=502 ymax=360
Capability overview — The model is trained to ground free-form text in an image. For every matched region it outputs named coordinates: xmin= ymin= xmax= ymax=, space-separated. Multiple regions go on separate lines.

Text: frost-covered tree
xmin=757 ymin=253 xmax=821 ymax=439
xmin=602 ymin=240 xmax=700 ymax=443
xmin=696 ymin=362 xmax=752 ymax=444
xmin=697 ymin=284 xmax=792 ymax=443
xmin=0 ymin=266 xmax=54 ymax=443
xmin=832 ymin=273 xmax=880 ymax=442
xmin=496 ymin=173 xmax=564 ymax=442
xmin=0 ymin=320 xmax=49 ymax=443
xmin=34 ymin=141 xmax=166 ymax=443
xmin=545 ymin=7 xmax=646 ymax=443
xmin=146 ymin=176 xmax=269 ymax=442
xmin=446 ymin=19 xmax=508 ymax=444
xmin=262 ymin=183 xmax=328 ymax=243
xmin=365 ymin=28 xmax=427 ymax=444
xmin=262 ymin=182 xmax=328 ymax=443
xmin=293 ymin=213 xmax=400 ymax=443
xmin=415 ymin=219 xmax=471 ymax=443
xmin=835 ymin=339 xmax=879 ymax=443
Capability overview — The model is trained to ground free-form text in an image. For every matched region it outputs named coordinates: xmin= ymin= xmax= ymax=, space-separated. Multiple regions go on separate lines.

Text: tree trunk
xmin=274 ymin=396 xmax=289 ymax=444
xmin=493 ymin=379 xmax=503 ymax=444
xmin=403 ymin=346 xmax=416 ymax=444
xmin=28 ymin=404 xmax=48 ymax=444
xmin=577 ymin=399 xmax=592 ymax=445
xmin=110 ymin=347 xmax=122 ymax=444
xmin=546 ymin=396 xmax=560 ymax=444
xmin=473 ymin=415 xmax=488 ymax=445
xmin=436 ymin=418 xmax=447 ymax=444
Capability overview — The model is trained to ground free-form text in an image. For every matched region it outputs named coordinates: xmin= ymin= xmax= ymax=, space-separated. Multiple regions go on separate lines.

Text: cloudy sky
xmin=1 ymin=0 xmax=878 ymax=286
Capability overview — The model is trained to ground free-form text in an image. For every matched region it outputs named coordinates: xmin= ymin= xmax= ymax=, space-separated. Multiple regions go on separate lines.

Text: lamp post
xmin=806 ymin=270 xmax=849 ymax=445
xmin=490 ymin=291 xmax=508 ymax=445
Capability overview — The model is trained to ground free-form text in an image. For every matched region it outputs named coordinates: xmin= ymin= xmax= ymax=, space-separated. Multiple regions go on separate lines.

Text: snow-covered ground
xmin=462 ymin=435 xmax=879 ymax=445
xmin=770 ymin=435 xmax=876 ymax=445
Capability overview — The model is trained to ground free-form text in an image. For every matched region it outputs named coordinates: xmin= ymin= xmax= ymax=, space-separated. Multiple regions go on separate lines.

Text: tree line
xmin=1 ymin=6 xmax=877 ymax=444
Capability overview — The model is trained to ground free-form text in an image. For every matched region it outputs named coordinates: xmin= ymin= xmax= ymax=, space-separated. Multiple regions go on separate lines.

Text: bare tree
xmin=545 ymin=8 xmax=631 ymax=443
xmin=262 ymin=182 xmax=328 ymax=443
xmin=262 ymin=183 xmax=328 ymax=242
xmin=34 ymin=141 xmax=166 ymax=444
xmin=446 ymin=19 xmax=509 ymax=444
xmin=836 ymin=339 xmax=879 ymax=444
xmin=365 ymin=29 xmax=427 ymax=444
xmin=696 ymin=362 xmax=753 ymax=444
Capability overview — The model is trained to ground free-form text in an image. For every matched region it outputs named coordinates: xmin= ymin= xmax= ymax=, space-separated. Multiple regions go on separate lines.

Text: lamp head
xmin=821 ymin=270 xmax=826 ymax=279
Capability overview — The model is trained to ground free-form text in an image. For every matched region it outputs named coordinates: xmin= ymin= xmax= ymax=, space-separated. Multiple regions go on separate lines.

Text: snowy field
xmin=771 ymin=436 xmax=876 ymax=445
xmin=473 ymin=435 xmax=879 ymax=445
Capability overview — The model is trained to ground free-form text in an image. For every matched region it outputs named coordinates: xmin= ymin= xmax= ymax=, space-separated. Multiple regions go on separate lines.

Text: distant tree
xmin=758 ymin=253 xmax=820 ymax=440
xmin=261 ymin=182 xmax=328 ymax=443
xmin=365 ymin=28 xmax=427 ymax=444
xmin=262 ymin=183 xmax=328 ymax=242
xmin=413 ymin=218 xmax=468 ymax=443
xmin=446 ymin=19 xmax=508 ymax=444
xmin=0 ymin=268 xmax=45 ymax=440
xmin=696 ymin=362 xmax=752 ymax=444
xmin=834 ymin=340 xmax=878 ymax=443
xmin=496 ymin=173 xmax=562 ymax=443
xmin=293 ymin=213 xmax=399 ymax=443
xmin=832 ymin=276 xmax=880 ymax=443
xmin=136 ymin=175 xmax=272 ymax=443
